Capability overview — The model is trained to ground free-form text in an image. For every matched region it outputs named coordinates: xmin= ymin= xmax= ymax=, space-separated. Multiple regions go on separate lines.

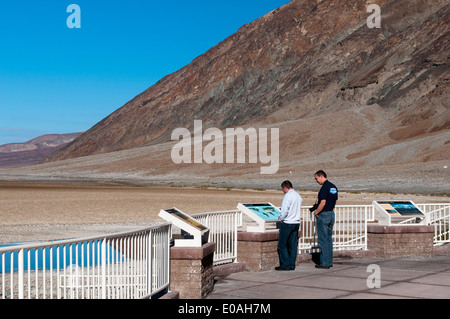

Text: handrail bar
xmin=0 ymin=223 xmax=171 ymax=254
xmin=191 ymin=209 xmax=241 ymax=218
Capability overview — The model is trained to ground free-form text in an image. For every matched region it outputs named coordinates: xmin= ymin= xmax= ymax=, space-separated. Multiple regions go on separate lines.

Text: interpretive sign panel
xmin=237 ymin=203 xmax=280 ymax=232
xmin=159 ymin=207 xmax=209 ymax=247
xmin=163 ymin=208 xmax=208 ymax=231
xmin=376 ymin=201 xmax=424 ymax=216
xmin=373 ymin=200 xmax=425 ymax=226
xmin=241 ymin=203 xmax=281 ymax=221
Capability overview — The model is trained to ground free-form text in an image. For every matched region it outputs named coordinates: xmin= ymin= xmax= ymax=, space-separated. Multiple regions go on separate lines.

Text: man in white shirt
xmin=276 ymin=180 xmax=303 ymax=271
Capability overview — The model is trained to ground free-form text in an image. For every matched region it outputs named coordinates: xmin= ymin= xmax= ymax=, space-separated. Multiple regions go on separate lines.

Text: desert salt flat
xmin=0 ymin=182 xmax=448 ymax=244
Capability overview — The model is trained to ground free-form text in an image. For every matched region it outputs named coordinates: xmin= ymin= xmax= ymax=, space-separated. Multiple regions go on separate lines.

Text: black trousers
xmin=277 ymin=222 xmax=300 ymax=269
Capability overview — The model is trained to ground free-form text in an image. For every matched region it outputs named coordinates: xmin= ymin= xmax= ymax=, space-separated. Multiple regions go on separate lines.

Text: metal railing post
xmin=101 ymin=239 xmax=107 ymax=299
xmin=18 ymin=249 xmax=24 ymax=299
xmin=147 ymin=231 xmax=153 ymax=297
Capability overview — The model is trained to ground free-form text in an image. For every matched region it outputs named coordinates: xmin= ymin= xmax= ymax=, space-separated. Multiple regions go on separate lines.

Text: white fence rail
xmin=299 ymin=205 xmax=370 ymax=253
xmin=192 ymin=210 xmax=240 ymax=265
xmin=419 ymin=204 xmax=450 ymax=246
xmin=0 ymin=223 xmax=171 ymax=299
xmin=417 ymin=203 xmax=450 ymax=214
xmin=298 ymin=203 xmax=450 ymax=253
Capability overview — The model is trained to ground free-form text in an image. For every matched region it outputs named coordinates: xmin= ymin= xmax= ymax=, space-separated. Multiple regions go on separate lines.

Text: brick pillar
xmin=367 ymin=224 xmax=434 ymax=258
xmin=237 ymin=231 xmax=301 ymax=271
xmin=169 ymin=242 xmax=215 ymax=299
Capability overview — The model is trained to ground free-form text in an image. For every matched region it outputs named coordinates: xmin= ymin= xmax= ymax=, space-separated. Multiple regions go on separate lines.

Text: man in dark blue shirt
xmin=313 ymin=170 xmax=338 ymax=269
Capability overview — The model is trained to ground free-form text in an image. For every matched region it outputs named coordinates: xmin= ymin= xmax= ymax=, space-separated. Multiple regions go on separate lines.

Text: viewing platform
xmin=1 ymin=202 xmax=449 ymax=299
xmin=208 ymin=252 xmax=450 ymax=299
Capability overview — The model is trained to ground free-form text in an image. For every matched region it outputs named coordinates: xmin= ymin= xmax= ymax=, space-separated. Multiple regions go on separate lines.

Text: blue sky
xmin=0 ymin=0 xmax=290 ymax=145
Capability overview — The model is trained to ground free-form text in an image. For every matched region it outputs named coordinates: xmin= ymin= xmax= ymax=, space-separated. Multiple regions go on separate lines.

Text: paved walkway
xmin=208 ymin=254 xmax=450 ymax=299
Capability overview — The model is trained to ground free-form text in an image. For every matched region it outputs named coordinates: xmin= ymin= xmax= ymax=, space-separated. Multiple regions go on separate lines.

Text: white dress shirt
xmin=279 ymin=189 xmax=302 ymax=224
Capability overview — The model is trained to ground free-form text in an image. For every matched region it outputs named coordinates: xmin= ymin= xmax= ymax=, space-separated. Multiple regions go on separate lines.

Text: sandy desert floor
xmin=0 ymin=182 xmax=448 ymax=244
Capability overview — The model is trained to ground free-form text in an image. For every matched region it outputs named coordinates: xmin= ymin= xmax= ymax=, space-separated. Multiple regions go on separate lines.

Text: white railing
xmin=1 ymin=202 xmax=448 ymax=299
xmin=299 ymin=205 xmax=370 ymax=253
xmin=192 ymin=210 xmax=240 ymax=265
xmin=417 ymin=203 xmax=450 ymax=214
xmin=194 ymin=205 xmax=369 ymax=261
xmin=333 ymin=205 xmax=370 ymax=251
xmin=0 ymin=223 xmax=171 ymax=299
xmin=298 ymin=203 xmax=450 ymax=252
xmin=420 ymin=205 xmax=450 ymax=246
xmin=398 ymin=216 xmax=422 ymax=224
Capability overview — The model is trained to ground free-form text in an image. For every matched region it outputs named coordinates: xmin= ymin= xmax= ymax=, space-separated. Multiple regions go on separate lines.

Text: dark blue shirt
xmin=318 ymin=180 xmax=338 ymax=211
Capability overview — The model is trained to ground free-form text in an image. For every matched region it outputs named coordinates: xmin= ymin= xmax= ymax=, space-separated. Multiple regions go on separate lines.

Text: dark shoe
xmin=275 ymin=266 xmax=290 ymax=271
xmin=315 ymin=264 xmax=331 ymax=269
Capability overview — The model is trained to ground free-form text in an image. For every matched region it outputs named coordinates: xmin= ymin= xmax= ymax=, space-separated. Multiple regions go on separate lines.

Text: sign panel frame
xmin=159 ymin=207 xmax=209 ymax=247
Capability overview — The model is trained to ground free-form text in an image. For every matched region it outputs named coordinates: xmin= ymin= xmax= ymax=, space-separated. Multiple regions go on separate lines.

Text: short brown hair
xmin=314 ymin=170 xmax=327 ymax=178
xmin=281 ymin=180 xmax=293 ymax=189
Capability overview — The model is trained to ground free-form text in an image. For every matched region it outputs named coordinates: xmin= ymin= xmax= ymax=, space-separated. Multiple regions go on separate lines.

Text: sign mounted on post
xmin=237 ymin=203 xmax=281 ymax=232
xmin=159 ymin=208 xmax=209 ymax=247
xmin=372 ymin=201 xmax=426 ymax=226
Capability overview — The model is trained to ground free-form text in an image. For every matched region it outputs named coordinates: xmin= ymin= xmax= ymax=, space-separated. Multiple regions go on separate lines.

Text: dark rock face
xmin=44 ymin=0 xmax=449 ymax=165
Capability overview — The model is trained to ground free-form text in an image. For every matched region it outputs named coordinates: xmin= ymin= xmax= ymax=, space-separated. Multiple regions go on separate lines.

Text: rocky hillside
xmin=43 ymin=0 xmax=449 ymax=165
xmin=1 ymin=0 xmax=445 ymax=193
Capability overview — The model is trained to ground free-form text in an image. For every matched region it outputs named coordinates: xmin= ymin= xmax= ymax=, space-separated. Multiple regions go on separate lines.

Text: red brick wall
xmin=367 ymin=224 xmax=434 ymax=258
xmin=170 ymin=242 xmax=215 ymax=299
xmin=237 ymin=231 xmax=301 ymax=271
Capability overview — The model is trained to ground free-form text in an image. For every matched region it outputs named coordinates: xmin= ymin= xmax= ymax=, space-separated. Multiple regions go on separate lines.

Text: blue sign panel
xmin=377 ymin=201 xmax=424 ymax=216
xmin=242 ymin=203 xmax=281 ymax=221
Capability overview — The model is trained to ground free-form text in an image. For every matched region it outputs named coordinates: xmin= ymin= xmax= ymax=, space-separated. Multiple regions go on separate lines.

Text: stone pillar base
xmin=367 ymin=224 xmax=434 ymax=258
xmin=170 ymin=242 xmax=215 ymax=299
xmin=237 ymin=231 xmax=301 ymax=271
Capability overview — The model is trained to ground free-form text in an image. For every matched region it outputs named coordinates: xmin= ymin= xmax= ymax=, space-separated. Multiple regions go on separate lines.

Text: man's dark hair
xmin=281 ymin=180 xmax=293 ymax=189
xmin=314 ymin=170 xmax=327 ymax=178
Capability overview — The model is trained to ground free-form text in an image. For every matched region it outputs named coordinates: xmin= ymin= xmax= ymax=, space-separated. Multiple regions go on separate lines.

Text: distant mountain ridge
xmin=0 ymin=133 xmax=82 ymax=168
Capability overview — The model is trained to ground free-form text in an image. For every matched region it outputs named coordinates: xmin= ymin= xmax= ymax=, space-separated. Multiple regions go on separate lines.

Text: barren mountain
xmin=0 ymin=133 xmax=82 ymax=168
xmin=44 ymin=0 xmax=449 ymax=163
xmin=2 ymin=0 xmax=449 ymax=193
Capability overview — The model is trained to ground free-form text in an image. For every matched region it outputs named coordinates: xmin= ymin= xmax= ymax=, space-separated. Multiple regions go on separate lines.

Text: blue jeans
xmin=316 ymin=211 xmax=335 ymax=267
xmin=278 ymin=222 xmax=300 ymax=269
